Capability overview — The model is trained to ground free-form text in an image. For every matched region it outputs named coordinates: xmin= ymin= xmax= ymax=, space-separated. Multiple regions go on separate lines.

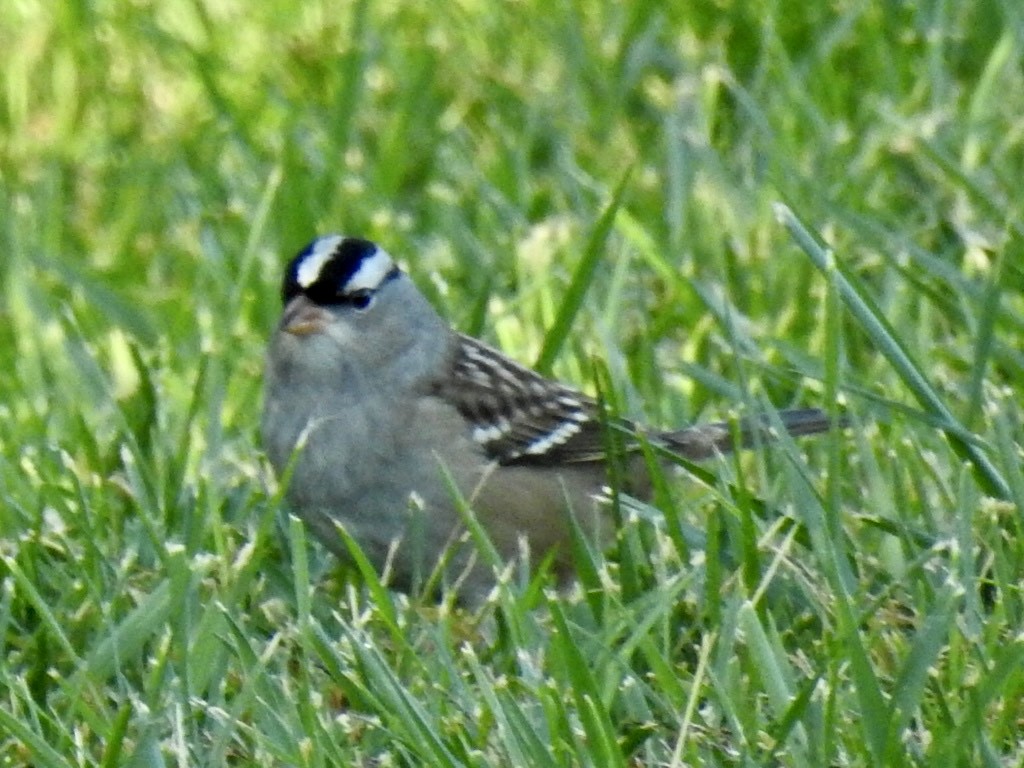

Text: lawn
xmin=2 ymin=1 xmax=1023 ymax=765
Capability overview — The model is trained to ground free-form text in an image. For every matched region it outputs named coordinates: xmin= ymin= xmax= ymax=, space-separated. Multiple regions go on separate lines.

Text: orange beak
xmin=281 ymin=296 xmax=332 ymax=337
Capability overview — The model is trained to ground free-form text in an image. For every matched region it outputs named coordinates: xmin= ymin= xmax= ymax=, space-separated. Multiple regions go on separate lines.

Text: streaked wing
xmin=431 ymin=334 xmax=612 ymax=465
xmin=429 ymin=335 xmax=834 ymax=466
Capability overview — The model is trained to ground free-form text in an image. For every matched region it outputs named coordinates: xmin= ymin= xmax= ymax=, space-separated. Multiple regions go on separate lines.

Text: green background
xmin=2 ymin=1 xmax=1022 ymax=765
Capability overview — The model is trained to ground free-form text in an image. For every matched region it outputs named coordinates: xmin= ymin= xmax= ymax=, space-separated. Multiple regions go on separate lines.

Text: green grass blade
xmin=777 ymin=203 xmax=1010 ymax=500
xmin=534 ymin=167 xmax=632 ymax=375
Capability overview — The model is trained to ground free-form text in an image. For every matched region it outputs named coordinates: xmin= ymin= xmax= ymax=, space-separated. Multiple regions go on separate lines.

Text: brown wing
xmin=430 ymin=334 xmax=614 ymax=465
xmin=429 ymin=335 xmax=834 ymax=466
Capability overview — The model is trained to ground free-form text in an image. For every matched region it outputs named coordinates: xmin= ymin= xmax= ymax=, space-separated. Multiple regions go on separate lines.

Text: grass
xmin=2 ymin=0 xmax=1023 ymax=765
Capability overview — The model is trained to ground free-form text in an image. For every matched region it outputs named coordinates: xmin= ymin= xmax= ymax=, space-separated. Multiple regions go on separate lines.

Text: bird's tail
xmin=662 ymin=408 xmax=836 ymax=461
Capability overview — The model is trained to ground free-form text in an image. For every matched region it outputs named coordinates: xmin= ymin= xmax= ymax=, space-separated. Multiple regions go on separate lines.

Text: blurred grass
xmin=1 ymin=0 xmax=1023 ymax=765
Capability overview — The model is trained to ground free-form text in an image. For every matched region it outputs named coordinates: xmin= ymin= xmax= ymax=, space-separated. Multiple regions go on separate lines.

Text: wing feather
xmin=428 ymin=335 xmax=834 ymax=466
xmin=431 ymin=334 xmax=611 ymax=465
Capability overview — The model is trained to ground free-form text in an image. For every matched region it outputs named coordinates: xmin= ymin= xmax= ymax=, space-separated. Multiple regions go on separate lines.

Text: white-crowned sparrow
xmin=262 ymin=234 xmax=832 ymax=601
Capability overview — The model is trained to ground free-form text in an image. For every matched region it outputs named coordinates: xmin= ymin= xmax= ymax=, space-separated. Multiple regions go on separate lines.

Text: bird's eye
xmin=347 ymin=290 xmax=374 ymax=310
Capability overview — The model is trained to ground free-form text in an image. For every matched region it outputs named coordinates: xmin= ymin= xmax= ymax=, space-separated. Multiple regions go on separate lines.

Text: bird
xmin=261 ymin=234 xmax=833 ymax=602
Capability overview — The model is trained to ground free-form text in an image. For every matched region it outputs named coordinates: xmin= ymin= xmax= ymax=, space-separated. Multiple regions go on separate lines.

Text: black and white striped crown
xmin=282 ymin=235 xmax=400 ymax=306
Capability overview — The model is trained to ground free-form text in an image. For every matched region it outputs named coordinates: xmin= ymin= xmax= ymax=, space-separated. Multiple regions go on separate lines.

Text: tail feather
xmin=663 ymin=408 xmax=836 ymax=461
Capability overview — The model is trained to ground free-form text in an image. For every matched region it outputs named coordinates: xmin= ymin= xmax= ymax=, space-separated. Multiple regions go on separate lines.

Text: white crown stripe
xmin=297 ymin=235 xmax=344 ymax=288
xmin=345 ymin=247 xmax=396 ymax=293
